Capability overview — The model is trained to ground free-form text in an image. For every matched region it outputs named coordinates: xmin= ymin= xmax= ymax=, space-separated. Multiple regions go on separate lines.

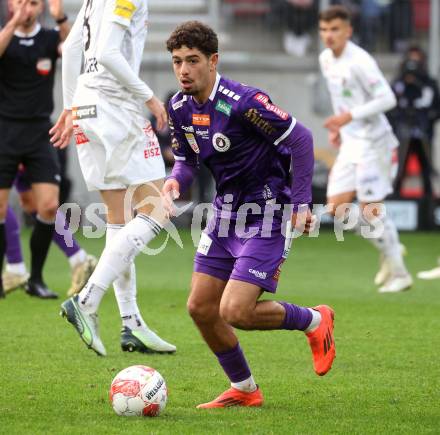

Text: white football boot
xmin=378 ymin=273 xmax=413 ymax=293
xmin=374 ymin=244 xmax=407 ymax=286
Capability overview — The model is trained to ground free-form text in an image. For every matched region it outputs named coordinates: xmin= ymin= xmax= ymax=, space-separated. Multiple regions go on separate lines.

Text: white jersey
xmin=64 ymin=0 xmax=151 ymax=111
xmin=320 ymin=41 xmax=397 ymax=149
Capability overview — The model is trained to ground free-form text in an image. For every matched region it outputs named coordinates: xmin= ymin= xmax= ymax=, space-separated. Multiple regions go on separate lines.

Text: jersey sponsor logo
xmin=171 ymin=137 xmax=180 ymax=150
xmin=248 ymin=268 xmax=267 ymax=280
xmin=172 ymin=96 xmax=187 ymax=110
xmin=114 ymin=0 xmax=137 ymax=19
xmin=196 ymin=129 xmax=209 ymax=140
xmin=212 ymin=133 xmax=231 ymax=152
xmin=192 ymin=114 xmax=210 ymax=126
xmin=244 ymin=109 xmax=276 ymax=135
xmin=254 ymin=93 xmax=289 ymax=120
xmin=36 ymin=58 xmax=52 ymax=76
xmin=181 ymin=125 xmax=194 ymax=133
xmin=185 ymin=133 xmax=200 ymax=154
xmin=19 ymin=39 xmax=34 ymax=47
xmin=73 ymin=125 xmax=89 ymax=145
xmin=143 ymin=123 xmax=162 ymax=159
xmin=72 ymin=105 xmax=97 ymax=120
xmin=84 ymin=57 xmax=99 ymax=73
xmin=215 ymin=99 xmax=232 ymax=116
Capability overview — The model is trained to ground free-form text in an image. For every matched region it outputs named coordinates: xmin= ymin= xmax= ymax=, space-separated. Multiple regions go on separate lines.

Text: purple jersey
xmin=169 ymin=74 xmax=314 ymax=213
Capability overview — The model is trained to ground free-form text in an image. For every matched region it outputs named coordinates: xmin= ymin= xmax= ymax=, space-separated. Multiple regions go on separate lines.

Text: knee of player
xmin=37 ymin=199 xmax=59 ymax=220
xmin=0 ymin=201 xmax=8 ymax=220
xmin=187 ymin=299 xmax=216 ymax=323
xmin=220 ymin=303 xmax=253 ymax=330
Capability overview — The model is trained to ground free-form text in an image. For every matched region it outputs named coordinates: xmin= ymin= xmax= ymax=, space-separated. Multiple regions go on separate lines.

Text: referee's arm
xmin=0 ymin=1 xmax=27 ymax=57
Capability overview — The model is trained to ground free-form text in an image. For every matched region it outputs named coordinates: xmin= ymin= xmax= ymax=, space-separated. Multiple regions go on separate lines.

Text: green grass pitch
xmin=1 ymin=229 xmax=439 ymax=434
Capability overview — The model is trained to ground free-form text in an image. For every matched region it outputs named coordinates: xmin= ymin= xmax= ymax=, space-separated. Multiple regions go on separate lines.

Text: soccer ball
xmin=110 ymin=365 xmax=167 ymax=417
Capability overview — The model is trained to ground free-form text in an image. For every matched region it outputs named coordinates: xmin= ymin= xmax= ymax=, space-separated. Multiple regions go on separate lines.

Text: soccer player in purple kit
xmin=163 ymin=21 xmax=336 ymax=409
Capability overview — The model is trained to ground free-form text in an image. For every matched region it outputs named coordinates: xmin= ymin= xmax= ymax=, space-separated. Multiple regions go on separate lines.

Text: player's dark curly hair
xmin=166 ymin=21 xmax=218 ymax=57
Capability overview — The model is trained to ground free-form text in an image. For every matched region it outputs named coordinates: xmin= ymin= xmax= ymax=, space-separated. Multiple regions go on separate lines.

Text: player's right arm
xmin=95 ymin=0 xmax=167 ymax=129
xmin=162 ymin=103 xmax=199 ymax=212
xmin=50 ymin=1 xmax=85 ymax=148
xmin=0 ymin=0 xmax=29 ymax=57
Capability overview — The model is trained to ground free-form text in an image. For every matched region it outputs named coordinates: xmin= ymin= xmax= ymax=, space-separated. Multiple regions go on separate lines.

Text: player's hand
xmin=324 ymin=112 xmax=352 ymax=131
xmin=50 ymin=109 xmax=73 ymax=149
xmin=146 ymin=96 xmax=167 ymax=131
xmin=10 ymin=0 xmax=30 ymax=27
xmin=47 ymin=0 xmax=64 ymax=21
xmin=328 ymin=130 xmax=341 ymax=148
xmin=291 ymin=207 xmax=316 ymax=235
xmin=162 ymin=178 xmax=180 ymax=217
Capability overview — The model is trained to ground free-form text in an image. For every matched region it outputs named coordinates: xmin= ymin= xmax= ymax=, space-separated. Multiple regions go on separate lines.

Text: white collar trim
xmin=14 ymin=23 xmax=41 ymax=38
xmin=209 ymin=73 xmax=221 ymax=101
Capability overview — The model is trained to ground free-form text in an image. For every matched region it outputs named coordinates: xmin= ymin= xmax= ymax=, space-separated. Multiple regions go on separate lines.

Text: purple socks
xmin=52 ymin=211 xmax=81 ymax=257
xmin=279 ymin=302 xmax=312 ymax=331
xmin=5 ymin=206 xmax=23 ymax=264
xmin=215 ymin=343 xmax=252 ymax=383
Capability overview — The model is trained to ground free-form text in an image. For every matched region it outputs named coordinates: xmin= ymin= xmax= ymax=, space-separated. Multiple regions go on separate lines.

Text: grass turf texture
xmin=0 ymin=229 xmax=439 ymax=434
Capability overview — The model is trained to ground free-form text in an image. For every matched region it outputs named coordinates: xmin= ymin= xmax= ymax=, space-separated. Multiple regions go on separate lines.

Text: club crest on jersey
xmin=36 ymin=58 xmax=52 ymax=76
xmin=185 ymin=133 xmax=200 ymax=154
xmin=193 ymin=114 xmax=210 ymax=126
xmin=212 ymin=133 xmax=231 ymax=153
xmin=254 ymin=93 xmax=289 ymax=120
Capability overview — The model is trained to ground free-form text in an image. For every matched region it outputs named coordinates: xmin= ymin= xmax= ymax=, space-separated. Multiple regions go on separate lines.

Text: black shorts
xmin=0 ymin=116 xmax=61 ymax=189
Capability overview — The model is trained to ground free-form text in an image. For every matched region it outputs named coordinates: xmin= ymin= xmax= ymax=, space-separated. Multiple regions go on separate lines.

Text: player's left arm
xmin=324 ymin=55 xmax=397 ymax=131
xmin=240 ymin=93 xmax=314 ymax=232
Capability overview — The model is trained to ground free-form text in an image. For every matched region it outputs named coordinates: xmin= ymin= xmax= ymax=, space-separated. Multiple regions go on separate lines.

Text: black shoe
xmin=25 ymin=280 xmax=58 ymax=299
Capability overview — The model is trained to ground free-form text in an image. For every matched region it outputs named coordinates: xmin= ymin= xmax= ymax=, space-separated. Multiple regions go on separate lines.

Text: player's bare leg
xmin=190 ymin=274 xmax=335 ymax=408
xmin=0 ymin=188 xmax=10 ymax=298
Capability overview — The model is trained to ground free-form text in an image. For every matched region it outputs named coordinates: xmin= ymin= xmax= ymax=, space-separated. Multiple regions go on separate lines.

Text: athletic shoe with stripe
xmin=306 ymin=305 xmax=335 ymax=376
xmin=60 ymin=295 xmax=106 ymax=356
xmin=120 ymin=326 xmax=176 ymax=354
xmin=196 ymin=386 xmax=263 ymax=409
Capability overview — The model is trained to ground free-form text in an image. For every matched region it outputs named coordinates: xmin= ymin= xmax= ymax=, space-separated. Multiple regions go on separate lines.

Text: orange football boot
xmin=306 ymin=305 xmax=335 ymax=376
xmin=196 ymin=386 xmax=264 ymax=409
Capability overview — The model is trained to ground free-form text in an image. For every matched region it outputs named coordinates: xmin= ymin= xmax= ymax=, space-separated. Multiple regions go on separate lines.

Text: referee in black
xmin=0 ymin=0 xmax=70 ymax=299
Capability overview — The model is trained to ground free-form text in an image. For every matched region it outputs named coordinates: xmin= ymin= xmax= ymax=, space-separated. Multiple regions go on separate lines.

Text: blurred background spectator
xmin=282 ymin=0 xmax=319 ymax=57
xmin=389 ymin=45 xmax=440 ymax=197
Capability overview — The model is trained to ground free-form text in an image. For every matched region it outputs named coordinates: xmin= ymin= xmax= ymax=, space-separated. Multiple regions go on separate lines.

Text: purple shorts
xmin=194 ymin=215 xmax=292 ymax=293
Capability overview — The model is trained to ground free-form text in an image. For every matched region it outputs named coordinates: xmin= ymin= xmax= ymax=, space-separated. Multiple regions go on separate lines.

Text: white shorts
xmin=71 ymin=86 xmax=165 ymax=191
xmin=327 ymin=134 xmax=398 ymax=202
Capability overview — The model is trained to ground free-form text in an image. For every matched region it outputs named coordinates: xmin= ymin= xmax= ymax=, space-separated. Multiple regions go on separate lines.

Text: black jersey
xmin=0 ymin=24 xmax=60 ymax=120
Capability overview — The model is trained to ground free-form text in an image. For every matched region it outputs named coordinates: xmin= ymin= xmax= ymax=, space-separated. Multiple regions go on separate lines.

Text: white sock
xmin=304 ymin=308 xmax=321 ymax=333
xmin=6 ymin=262 xmax=27 ymax=275
xmin=88 ymin=214 xmax=162 ymax=290
xmin=68 ymin=249 xmax=88 ymax=270
xmin=77 ymin=282 xmax=106 ymax=314
xmin=231 ymin=375 xmax=257 ymax=393
xmin=106 ymin=224 xmax=146 ymax=330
